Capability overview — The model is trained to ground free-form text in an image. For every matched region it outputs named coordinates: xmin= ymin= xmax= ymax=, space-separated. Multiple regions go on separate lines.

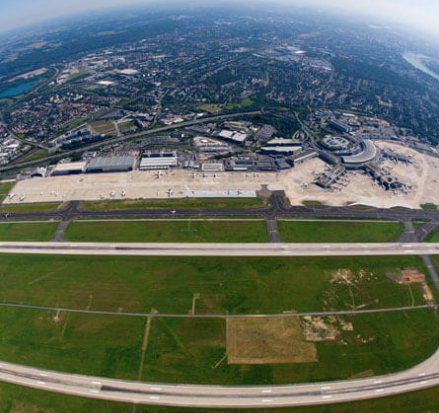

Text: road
xmin=0 ymin=241 xmax=438 ymax=257
xmin=1 ymin=339 xmax=439 ymax=407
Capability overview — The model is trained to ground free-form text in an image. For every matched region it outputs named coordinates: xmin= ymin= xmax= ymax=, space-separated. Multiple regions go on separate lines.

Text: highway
xmin=1 ymin=341 xmax=439 ymax=407
xmin=1 ymin=241 xmax=439 ymax=257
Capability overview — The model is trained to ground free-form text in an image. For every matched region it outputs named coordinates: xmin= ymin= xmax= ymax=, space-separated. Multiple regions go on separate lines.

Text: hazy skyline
xmin=2 ymin=0 xmax=439 ymax=38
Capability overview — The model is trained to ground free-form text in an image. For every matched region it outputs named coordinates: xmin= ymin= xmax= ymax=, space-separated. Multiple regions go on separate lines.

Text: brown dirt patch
xmin=303 ymin=316 xmax=339 ymax=341
xmin=387 ymin=268 xmax=434 ymax=303
xmin=303 ymin=316 xmax=354 ymax=341
xmin=227 ymin=317 xmax=317 ymax=364
xmin=330 ymin=269 xmax=354 ymax=284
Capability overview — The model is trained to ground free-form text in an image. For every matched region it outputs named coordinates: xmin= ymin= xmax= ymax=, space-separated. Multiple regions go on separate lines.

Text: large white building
xmin=140 ymin=151 xmax=178 ymax=170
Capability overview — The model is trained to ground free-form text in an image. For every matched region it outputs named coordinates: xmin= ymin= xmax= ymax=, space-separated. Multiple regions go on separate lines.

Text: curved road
xmin=1 ymin=340 xmax=439 ymax=407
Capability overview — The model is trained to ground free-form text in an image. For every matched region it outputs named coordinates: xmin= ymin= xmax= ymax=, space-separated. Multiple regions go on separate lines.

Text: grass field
xmin=421 ymin=203 xmax=438 ymax=211
xmin=0 ymin=181 xmax=15 ymax=202
xmin=64 ymin=220 xmax=268 ymax=243
xmin=0 ymin=222 xmax=58 ymax=241
xmin=20 ymin=149 xmax=49 ymax=163
xmin=302 ymin=200 xmax=324 ymax=206
xmin=0 ymin=254 xmax=433 ymax=314
xmin=0 ymin=202 xmax=64 ymax=213
xmin=59 ymin=116 xmax=88 ymax=133
xmin=141 ymin=309 xmax=439 ymax=385
xmin=197 ymin=103 xmax=223 ymax=113
xmin=80 ymin=198 xmax=269 ymax=210
xmin=89 ymin=120 xmax=118 ymax=136
xmin=0 ymin=307 xmax=144 ymax=379
xmin=5 ymin=382 xmax=439 ymax=413
xmin=347 ymin=204 xmax=375 ymax=210
xmin=0 ymin=307 xmax=436 ymax=387
xmin=278 ymin=221 xmax=404 ymax=243
xmin=0 ymin=254 xmax=438 ymax=410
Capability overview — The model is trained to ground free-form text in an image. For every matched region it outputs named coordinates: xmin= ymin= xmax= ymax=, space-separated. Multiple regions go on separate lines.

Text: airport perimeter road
xmin=2 ymin=342 xmax=439 ymax=408
xmin=0 ymin=241 xmax=439 ymax=257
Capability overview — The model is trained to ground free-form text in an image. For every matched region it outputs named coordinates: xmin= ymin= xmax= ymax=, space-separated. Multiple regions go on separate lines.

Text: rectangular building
xmin=52 ymin=161 xmax=87 ymax=176
xmin=139 ymin=151 xmax=178 ymax=170
xmin=86 ymin=156 xmax=137 ymax=173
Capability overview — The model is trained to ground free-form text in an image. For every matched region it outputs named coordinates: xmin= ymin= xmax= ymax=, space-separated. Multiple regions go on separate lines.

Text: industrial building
xmin=218 ymin=130 xmax=248 ymax=143
xmin=328 ymin=120 xmax=351 ymax=134
xmin=261 ymin=137 xmax=303 ymax=155
xmin=261 ymin=145 xmax=302 ymax=155
xmin=289 ymin=150 xmax=318 ymax=167
xmin=201 ymin=163 xmax=224 ymax=172
xmin=266 ymin=138 xmax=301 ymax=146
xmin=86 ymin=156 xmax=137 ymax=173
xmin=225 ymin=155 xmax=276 ymax=172
xmin=52 ymin=161 xmax=88 ymax=176
xmin=139 ymin=151 xmax=178 ymax=170
xmin=195 ymin=137 xmax=231 ymax=154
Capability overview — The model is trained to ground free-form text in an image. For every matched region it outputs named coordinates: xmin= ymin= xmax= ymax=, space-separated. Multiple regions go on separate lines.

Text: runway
xmin=1 ymin=344 xmax=439 ymax=407
xmin=1 ymin=226 xmax=439 ymax=406
xmin=0 ymin=241 xmax=439 ymax=257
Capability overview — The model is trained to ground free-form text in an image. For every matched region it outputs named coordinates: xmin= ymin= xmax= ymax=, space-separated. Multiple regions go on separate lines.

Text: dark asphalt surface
xmin=2 ymin=193 xmax=439 ymax=242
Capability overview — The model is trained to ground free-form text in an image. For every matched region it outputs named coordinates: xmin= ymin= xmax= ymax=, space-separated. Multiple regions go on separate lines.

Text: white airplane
xmin=121 ymin=190 xmax=126 ymax=197
xmin=170 ymin=210 xmax=176 ymax=214
xmin=110 ymin=191 xmax=116 ymax=197
xmin=19 ymin=195 xmax=25 ymax=202
xmin=167 ymin=188 xmax=173 ymax=197
xmin=8 ymin=193 xmax=16 ymax=199
xmin=155 ymin=171 xmax=163 ymax=179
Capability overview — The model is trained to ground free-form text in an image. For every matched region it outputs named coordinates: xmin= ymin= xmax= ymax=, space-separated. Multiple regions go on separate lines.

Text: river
xmin=403 ymin=52 xmax=439 ymax=82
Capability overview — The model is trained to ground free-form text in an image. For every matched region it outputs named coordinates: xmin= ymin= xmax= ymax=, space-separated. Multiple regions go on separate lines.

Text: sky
xmin=2 ymin=0 xmax=439 ymax=38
